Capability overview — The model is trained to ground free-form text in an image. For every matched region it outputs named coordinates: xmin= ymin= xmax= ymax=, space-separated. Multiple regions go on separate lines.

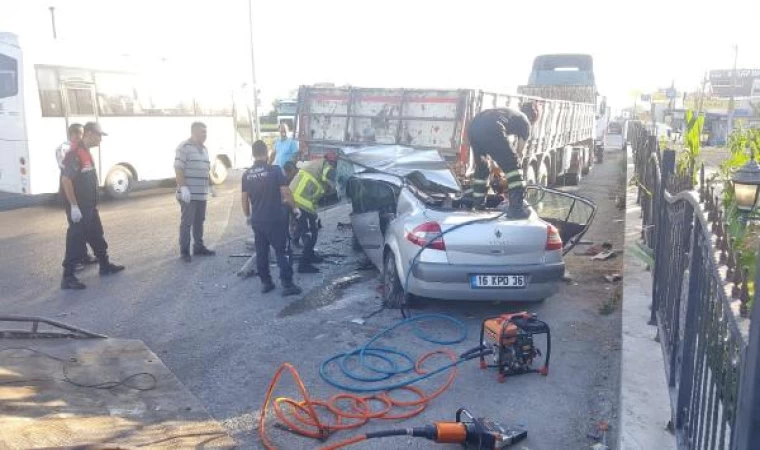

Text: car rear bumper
xmin=408 ymin=261 xmax=564 ymax=301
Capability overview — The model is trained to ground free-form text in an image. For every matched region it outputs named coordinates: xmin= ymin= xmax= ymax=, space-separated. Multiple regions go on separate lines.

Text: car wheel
xmin=566 ymin=172 xmax=581 ymax=186
xmin=105 ymin=165 xmax=133 ymax=199
xmin=383 ymin=251 xmax=406 ymax=309
xmin=209 ymin=158 xmax=228 ymax=185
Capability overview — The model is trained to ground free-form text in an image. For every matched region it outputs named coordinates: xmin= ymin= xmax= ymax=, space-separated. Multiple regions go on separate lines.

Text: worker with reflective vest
xmin=283 ymin=155 xmax=335 ymax=274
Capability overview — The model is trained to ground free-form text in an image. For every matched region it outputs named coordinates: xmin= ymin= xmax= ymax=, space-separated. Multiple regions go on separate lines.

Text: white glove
xmin=293 ymin=208 xmax=302 ymax=218
xmin=180 ymin=186 xmax=191 ymax=203
xmin=70 ymin=205 xmax=82 ymax=223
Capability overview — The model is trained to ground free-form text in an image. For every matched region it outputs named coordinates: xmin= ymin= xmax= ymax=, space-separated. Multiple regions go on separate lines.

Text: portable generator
xmin=478 ymin=312 xmax=551 ymax=382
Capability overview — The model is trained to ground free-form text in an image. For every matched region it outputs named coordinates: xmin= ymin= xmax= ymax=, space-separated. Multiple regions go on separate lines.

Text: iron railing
xmin=630 ymin=122 xmax=759 ymax=449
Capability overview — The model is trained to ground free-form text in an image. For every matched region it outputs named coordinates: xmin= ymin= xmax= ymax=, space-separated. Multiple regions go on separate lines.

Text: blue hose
xmin=319 ymin=313 xmax=470 ymax=393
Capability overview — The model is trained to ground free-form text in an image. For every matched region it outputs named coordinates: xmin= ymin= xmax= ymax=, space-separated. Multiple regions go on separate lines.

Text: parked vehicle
xmin=339 ymin=146 xmax=596 ymax=306
xmin=0 ymin=32 xmax=252 ymax=198
xmin=604 ymin=121 xmax=625 ymax=150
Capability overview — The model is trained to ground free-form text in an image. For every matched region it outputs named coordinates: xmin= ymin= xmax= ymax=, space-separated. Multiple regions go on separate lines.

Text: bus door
xmin=61 ymin=82 xmax=101 ymax=177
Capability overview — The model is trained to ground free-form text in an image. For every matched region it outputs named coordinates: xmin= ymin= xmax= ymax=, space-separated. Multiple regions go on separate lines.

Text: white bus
xmin=0 ymin=32 xmax=253 ymax=199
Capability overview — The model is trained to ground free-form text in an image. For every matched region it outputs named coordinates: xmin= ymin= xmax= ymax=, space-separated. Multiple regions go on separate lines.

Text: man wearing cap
xmin=60 ymin=122 xmax=125 ymax=290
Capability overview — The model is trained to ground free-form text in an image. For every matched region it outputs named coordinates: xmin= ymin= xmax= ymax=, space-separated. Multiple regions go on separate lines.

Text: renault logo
xmin=494 ymin=229 xmax=502 ymax=238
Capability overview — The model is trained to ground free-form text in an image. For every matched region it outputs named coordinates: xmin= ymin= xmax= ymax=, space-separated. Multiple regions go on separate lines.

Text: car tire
xmin=383 ymin=251 xmax=406 ymax=309
xmin=209 ymin=157 xmax=229 ymax=185
xmin=104 ymin=165 xmax=133 ymax=199
xmin=352 ymin=232 xmax=362 ymax=252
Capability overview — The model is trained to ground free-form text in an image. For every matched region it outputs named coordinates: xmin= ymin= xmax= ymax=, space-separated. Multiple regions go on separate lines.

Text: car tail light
xmin=406 ymin=222 xmax=446 ymax=251
xmin=546 ymin=224 xmax=562 ymax=251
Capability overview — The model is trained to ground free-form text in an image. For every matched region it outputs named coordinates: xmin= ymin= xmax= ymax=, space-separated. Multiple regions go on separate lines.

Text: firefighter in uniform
xmin=242 ymin=141 xmax=302 ymax=296
xmin=466 ymin=103 xmax=540 ymax=218
xmin=283 ymin=155 xmax=335 ymax=274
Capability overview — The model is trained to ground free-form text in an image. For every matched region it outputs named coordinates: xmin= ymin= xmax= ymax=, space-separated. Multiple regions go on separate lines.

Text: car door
xmin=525 ymin=185 xmax=597 ymax=255
xmin=349 ymin=178 xmax=397 ymax=268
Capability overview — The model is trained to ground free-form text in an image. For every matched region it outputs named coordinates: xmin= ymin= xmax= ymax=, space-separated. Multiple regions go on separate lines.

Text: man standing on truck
xmin=60 ymin=122 xmax=125 ymax=290
xmin=466 ymin=103 xmax=539 ymax=218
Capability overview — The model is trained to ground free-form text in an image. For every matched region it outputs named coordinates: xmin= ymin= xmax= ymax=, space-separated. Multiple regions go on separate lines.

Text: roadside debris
xmin=337 ymin=222 xmax=352 ymax=231
xmin=591 ymin=250 xmax=617 ymax=261
xmin=576 ymin=242 xmax=612 ymax=256
xmin=603 ymin=273 xmax=622 ymax=283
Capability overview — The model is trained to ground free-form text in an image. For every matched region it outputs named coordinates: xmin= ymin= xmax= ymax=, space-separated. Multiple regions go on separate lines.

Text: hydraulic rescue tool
xmin=323 ymin=408 xmax=527 ymax=450
xmin=474 ymin=312 xmax=551 ymax=382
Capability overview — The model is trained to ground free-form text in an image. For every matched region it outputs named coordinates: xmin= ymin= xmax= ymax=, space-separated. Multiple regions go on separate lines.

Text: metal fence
xmin=631 ymin=121 xmax=760 ymax=450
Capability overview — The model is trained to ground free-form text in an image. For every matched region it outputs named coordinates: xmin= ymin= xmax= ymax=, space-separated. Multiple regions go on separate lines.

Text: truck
xmin=517 ymin=53 xmax=609 ymax=170
xmin=294 ymin=53 xmax=603 ymax=188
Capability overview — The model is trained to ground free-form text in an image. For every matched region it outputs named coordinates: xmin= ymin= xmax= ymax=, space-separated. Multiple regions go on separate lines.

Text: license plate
xmin=470 ymin=274 xmax=526 ymax=288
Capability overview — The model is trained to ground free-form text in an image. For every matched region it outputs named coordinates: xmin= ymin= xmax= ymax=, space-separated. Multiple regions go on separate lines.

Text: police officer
xmin=466 ymin=103 xmax=540 ymax=218
xmin=283 ymin=157 xmax=334 ymax=274
xmin=242 ymin=140 xmax=302 ymax=296
xmin=60 ymin=122 xmax=125 ymax=289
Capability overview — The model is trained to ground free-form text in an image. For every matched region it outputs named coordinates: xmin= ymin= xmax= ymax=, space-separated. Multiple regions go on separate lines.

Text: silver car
xmin=339 ymin=146 xmax=596 ymax=307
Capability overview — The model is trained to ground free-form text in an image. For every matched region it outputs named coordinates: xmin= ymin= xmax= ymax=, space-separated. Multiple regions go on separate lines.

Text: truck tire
xmin=581 ymin=148 xmax=592 ymax=175
xmin=209 ymin=157 xmax=229 ymax=185
xmin=104 ymin=165 xmax=134 ymax=199
xmin=524 ymin=165 xmax=537 ymax=185
xmin=565 ymin=172 xmax=581 ymax=186
xmin=537 ymin=161 xmax=549 ymax=187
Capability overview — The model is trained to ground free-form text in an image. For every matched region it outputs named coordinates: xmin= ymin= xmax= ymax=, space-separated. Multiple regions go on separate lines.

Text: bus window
xmin=0 ymin=53 xmax=17 ymax=99
xmin=35 ymin=66 xmax=64 ymax=116
xmin=95 ymin=72 xmax=143 ymax=116
xmin=64 ymin=86 xmax=96 ymax=116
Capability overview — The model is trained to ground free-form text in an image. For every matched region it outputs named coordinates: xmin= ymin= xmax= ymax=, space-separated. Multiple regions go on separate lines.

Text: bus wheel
xmin=210 ymin=158 xmax=229 ymax=185
xmin=105 ymin=165 xmax=133 ymax=199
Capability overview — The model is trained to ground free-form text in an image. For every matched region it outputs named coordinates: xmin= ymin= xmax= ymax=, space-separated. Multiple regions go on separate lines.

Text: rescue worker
xmin=466 ymin=103 xmax=540 ymax=218
xmin=242 ymin=140 xmax=302 ymax=296
xmin=60 ymin=122 xmax=125 ymax=290
xmin=56 ymin=123 xmax=97 ymax=267
xmin=289 ymin=152 xmax=336 ymax=248
xmin=282 ymin=156 xmax=334 ymax=274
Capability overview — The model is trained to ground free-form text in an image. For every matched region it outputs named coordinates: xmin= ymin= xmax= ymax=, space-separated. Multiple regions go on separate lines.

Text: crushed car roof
xmin=337 ymin=145 xmax=461 ymax=193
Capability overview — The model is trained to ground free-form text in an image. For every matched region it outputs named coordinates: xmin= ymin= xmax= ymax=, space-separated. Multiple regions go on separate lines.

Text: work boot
xmin=282 ymin=282 xmax=302 ymax=297
xmin=180 ymin=252 xmax=192 ymax=263
xmin=193 ymin=246 xmax=216 ymax=256
xmin=61 ymin=275 xmax=86 ymax=290
xmin=261 ymin=279 xmax=276 ymax=294
xmin=298 ymin=263 xmax=320 ymax=274
xmin=506 ymin=188 xmax=531 ymax=219
xmin=100 ymin=261 xmax=125 ymax=275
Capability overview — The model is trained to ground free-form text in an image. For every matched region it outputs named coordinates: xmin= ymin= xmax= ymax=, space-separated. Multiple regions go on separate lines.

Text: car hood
xmin=336 ymin=145 xmax=461 ymax=194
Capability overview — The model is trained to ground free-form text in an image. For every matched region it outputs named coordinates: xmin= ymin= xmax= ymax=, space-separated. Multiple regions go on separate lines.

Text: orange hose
xmin=258 ymin=349 xmax=461 ymax=449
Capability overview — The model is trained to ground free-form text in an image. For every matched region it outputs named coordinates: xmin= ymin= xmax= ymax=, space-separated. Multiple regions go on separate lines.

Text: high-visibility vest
xmin=293 ymin=169 xmax=324 ymax=213
xmin=322 ymin=163 xmax=334 ymax=184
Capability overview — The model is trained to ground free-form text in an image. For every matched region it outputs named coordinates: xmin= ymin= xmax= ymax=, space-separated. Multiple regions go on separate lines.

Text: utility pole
xmin=48 ymin=6 xmax=57 ymax=40
xmin=727 ymin=44 xmax=738 ymax=137
xmin=247 ymin=0 xmax=261 ymax=141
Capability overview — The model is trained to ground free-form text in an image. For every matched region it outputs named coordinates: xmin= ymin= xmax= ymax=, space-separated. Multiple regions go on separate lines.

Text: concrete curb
xmin=618 ymin=150 xmax=677 ymax=449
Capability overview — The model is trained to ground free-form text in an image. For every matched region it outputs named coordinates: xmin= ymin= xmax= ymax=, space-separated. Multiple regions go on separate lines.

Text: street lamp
xmin=732 ymin=145 xmax=760 ymax=212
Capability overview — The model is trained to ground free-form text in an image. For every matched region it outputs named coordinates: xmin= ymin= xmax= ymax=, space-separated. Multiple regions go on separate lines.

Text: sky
xmin=2 ymin=0 xmax=759 ymax=113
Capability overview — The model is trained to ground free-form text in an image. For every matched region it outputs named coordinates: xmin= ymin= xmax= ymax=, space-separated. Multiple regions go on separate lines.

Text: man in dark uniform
xmin=466 ymin=103 xmax=540 ymax=218
xmin=241 ymin=140 xmax=302 ymax=297
xmin=60 ymin=122 xmax=125 ymax=289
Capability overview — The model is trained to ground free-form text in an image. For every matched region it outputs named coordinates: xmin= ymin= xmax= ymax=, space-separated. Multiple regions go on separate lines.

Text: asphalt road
xmin=0 ymin=150 xmax=624 ymax=449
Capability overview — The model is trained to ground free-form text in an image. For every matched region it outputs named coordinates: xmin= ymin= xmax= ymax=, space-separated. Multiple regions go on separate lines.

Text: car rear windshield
xmin=0 ymin=53 xmax=18 ymax=99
